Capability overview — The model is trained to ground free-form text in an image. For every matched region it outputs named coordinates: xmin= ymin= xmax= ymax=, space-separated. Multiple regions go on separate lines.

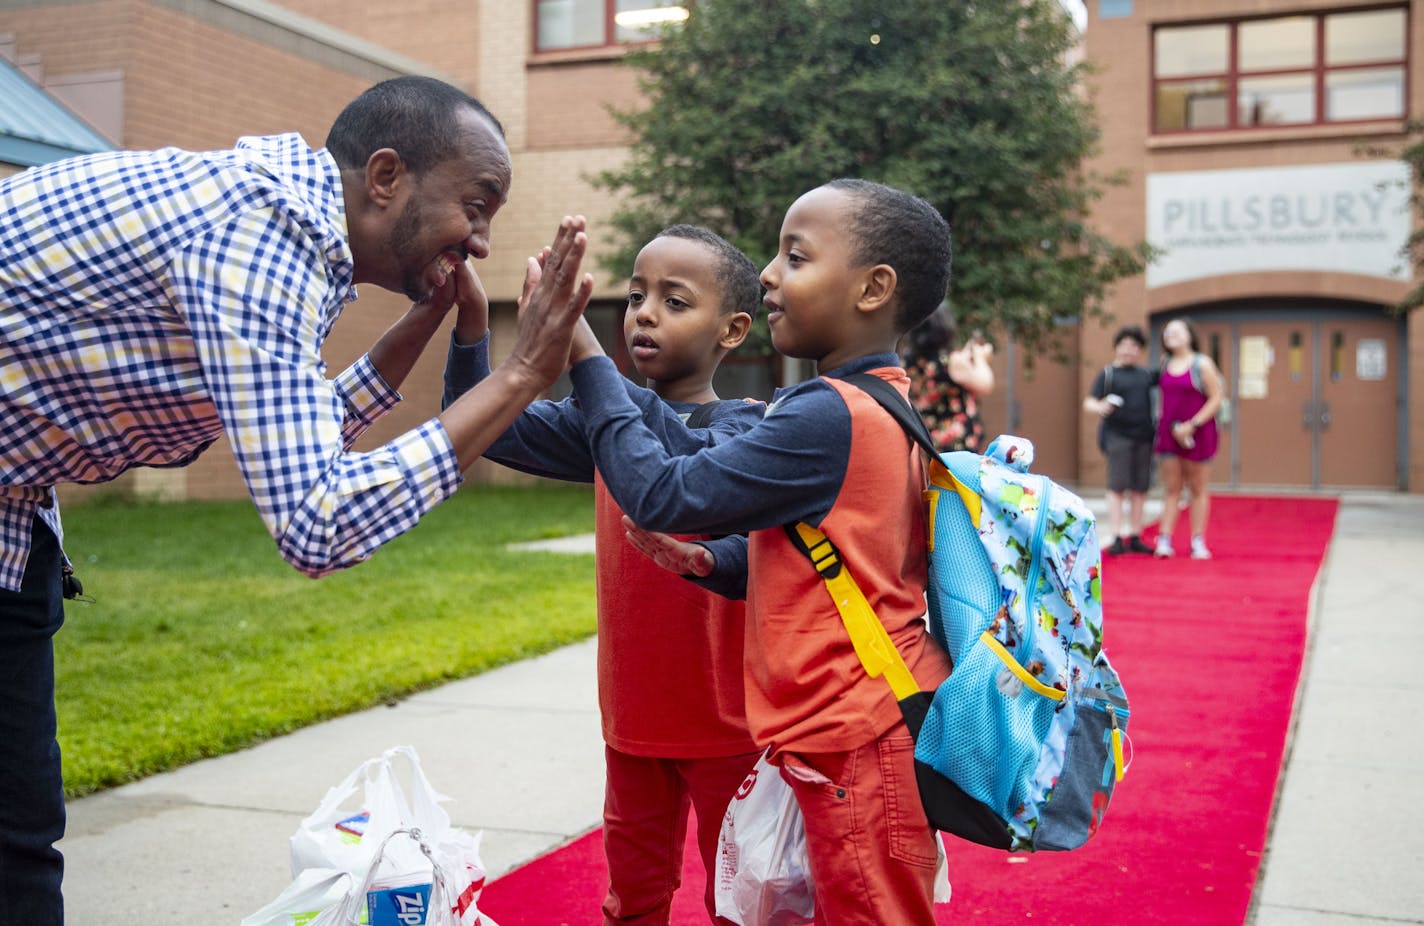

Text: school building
xmin=2 ymin=0 xmax=1420 ymax=499
xmin=1053 ymin=0 xmax=1422 ymax=493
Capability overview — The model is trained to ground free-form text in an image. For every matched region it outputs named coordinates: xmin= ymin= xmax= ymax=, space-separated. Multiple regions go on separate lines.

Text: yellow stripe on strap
xmin=979 ymin=632 xmax=1065 ymax=701
xmin=1108 ymin=704 xmax=1126 ymax=782
xmin=792 ymin=523 xmax=921 ymax=701
xmin=821 ymin=567 xmax=921 ymax=701
xmin=944 ymin=466 xmax=981 ymax=528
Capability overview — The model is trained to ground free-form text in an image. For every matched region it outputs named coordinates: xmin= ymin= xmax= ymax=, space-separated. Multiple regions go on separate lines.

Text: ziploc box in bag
xmin=367 ymin=882 xmax=432 ymax=926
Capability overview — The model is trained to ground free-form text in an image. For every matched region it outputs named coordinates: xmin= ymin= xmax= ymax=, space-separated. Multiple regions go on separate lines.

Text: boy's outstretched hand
xmin=621 ymin=515 xmax=714 ymax=577
xmin=450 ymin=257 xmax=490 ymax=346
xmin=368 ymin=254 xmax=486 ymax=392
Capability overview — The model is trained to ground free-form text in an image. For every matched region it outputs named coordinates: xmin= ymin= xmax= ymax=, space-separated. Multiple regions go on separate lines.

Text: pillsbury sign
xmin=1146 ymin=162 xmax=1411 ymax=289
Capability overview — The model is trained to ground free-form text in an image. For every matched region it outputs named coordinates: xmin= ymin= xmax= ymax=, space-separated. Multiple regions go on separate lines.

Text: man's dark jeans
xmin=0 ymin=516 xmax=66 ymax=925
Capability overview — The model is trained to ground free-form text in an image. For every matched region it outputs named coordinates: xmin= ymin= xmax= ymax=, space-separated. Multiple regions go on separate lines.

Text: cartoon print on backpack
xmin=1004 ymin=535 xmax=1033 ymax=588
xmin=1045 ymin=509 xmax=1082 ymax=547
xmin=985 ymin=600 xmax=1022 ymax=652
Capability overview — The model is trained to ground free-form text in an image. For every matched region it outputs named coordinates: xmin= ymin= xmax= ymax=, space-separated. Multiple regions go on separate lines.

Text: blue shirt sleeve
xmin=442 ymin=335 xmax=771 ymax=483
xmin=442 ymin=333 xmax=595 ymax=482
xmin=690 ymin=533 xmax=749 ymax=600
xmin=571 ymin=355 xmax=852 ymax=536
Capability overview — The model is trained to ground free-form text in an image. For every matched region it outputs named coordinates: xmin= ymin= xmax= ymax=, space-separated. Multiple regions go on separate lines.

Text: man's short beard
xmin=389 ymin=196 xmax=431 ymax=303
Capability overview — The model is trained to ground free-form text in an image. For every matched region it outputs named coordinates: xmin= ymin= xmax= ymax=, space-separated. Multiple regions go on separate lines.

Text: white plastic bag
xmin=713 ymin=752 xmax=815 ymax=926
xmin=286 ymin=746 xmax=490 ymax=926
xmin=308 ymin=828 xmax=463 ymax=926
xmin=240 ymin=868 xmax=353 ymax=926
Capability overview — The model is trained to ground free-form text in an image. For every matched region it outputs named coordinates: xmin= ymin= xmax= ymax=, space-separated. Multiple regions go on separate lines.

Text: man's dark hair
xmin=655 ymin=224 xmax=762 ymax=316
xmin=1113 ymin=324 xmax=1148 ymax=348
xmin=325 ymin=76 xmax=504 ymax=175
xmin=824 ymin=178 xmax=952 ymax=333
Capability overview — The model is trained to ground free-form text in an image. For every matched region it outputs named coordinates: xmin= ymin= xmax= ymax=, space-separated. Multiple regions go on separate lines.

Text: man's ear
xmin=856 ymin=264 xmax=897 ymax=316
xmin=719 ymin=311 xmax=754 ymax=351
xmin=364 ymin=148 xmax=406 ymax=208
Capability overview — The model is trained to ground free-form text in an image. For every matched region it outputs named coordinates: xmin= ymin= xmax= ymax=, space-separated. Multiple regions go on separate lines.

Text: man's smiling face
xmin=385 ymin=108 xmax=511 ymax=303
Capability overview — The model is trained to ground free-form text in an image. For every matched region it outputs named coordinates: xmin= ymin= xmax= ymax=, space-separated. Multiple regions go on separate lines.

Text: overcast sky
xmin=1061 ymin=0 xmax=1087 ymax=31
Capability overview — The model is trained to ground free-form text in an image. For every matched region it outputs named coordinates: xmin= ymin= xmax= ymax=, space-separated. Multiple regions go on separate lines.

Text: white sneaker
xmin=1154 ymin=536 xmax=1174 ymax=558
xmin=1191 ymin=536 xmax=1212 ymax=560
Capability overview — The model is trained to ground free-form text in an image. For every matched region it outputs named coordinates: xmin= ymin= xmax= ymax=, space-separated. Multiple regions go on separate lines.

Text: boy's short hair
xmin=655 ymin=224 xmax=762 ymax=316
xmin=1113 ymin=325 xmax=1147 ymax=348
xmin=824 ymin=179 xmax=952 ymax=334
xmin=326 ymin=76 xmax=504 ymax=175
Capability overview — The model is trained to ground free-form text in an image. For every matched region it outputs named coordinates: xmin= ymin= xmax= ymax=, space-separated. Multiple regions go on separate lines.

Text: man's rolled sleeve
xmin=277 ymin=418 xmax=463 ymax=577
xmin=335 ymin=354 xmax=402 ymax=448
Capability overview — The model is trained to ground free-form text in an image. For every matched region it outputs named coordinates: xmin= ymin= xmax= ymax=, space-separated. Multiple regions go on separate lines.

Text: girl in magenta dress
xmin=1152 ymin=318 xmax=1225 ymax=559
xmin=1155 ymin=367 xmax=1218 ymax=461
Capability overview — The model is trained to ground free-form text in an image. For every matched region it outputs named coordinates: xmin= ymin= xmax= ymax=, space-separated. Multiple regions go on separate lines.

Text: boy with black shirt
xmin=1084 ymin=324 xmax=1157 ymax=554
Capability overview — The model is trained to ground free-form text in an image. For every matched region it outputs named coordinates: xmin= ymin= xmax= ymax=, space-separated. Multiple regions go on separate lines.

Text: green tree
xmin=1360 ymin=119 xmax=1424 ymax=315
xmin=596 ymin=0 xmax=1151 ymax=358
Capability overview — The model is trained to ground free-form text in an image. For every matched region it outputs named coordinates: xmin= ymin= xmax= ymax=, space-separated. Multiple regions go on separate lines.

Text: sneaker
xmin=1127 ymin=536 xmax=1154 ymax=555
xmin=1106 ymin=537 xmax=1126 ymax=556
xmin=1191 ymin=536 xmax=1212 ymax=560
xmin=1154 ymin=536 xmax=1175 ymax=558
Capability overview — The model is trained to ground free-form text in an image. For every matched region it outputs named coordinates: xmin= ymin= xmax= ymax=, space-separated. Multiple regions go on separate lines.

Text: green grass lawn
xmin=53 ymin=483 xmax=596 ymax=798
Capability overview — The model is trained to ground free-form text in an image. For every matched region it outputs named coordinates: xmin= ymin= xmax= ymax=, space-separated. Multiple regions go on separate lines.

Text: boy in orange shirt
xmin=568 ymin=180 xmax=955 ymax=923
xmin=443 ymin=225 xmax=763 ymax=924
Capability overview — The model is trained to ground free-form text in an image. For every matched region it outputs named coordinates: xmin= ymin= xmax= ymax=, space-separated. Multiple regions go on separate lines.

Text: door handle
xmin=1301 ymin=401 xmax=1331 ymax=431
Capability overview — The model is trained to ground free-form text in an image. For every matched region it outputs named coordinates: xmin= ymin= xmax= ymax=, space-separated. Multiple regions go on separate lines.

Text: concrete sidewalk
xmin=58 ymin=493 xmax=1424 ymax=924
xmin=1249 ymin=492 xmax=1424 ymax=926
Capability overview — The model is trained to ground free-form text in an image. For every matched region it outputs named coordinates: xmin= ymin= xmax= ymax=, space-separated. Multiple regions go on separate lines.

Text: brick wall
xmin=267 ymin=0 xmax=481 ymax=90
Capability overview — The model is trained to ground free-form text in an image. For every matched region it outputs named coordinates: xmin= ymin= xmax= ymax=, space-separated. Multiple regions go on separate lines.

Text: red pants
xmin=601 ymin=745 xmax=761 ymax=925
xmin=780 ymin=724 xmax=940 ymax=925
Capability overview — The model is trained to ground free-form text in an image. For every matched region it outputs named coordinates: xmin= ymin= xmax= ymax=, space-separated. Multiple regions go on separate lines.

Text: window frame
xmin=1150 ymin=5 xmax=1409 ymax=135
xmin=531 ymin=0 xmax=685 ymax=54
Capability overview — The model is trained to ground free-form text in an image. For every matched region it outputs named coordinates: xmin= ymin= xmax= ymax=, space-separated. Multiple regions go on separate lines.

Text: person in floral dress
xmin=902 ymin=303 xmax=995 ymax=452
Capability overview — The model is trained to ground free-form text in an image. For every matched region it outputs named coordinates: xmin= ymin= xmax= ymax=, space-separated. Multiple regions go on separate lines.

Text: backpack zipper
xmin=1017 ymin=474 xmax=1052 ymax=664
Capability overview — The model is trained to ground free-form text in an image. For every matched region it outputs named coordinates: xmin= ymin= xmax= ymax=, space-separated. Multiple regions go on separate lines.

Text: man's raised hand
xmin=503 ymin=216 xmax=594 ymax=390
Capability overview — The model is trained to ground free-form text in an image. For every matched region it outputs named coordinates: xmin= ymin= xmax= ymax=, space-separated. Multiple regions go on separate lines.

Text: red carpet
xmin=479 ymin=495 xmax=1337 ymax=925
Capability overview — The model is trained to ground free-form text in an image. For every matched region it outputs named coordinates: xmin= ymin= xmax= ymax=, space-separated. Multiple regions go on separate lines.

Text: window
xmin=1153 ymin=7 xmax=1407 ymax=132
xmin=535 ymin=0 xmax=688 ymax=52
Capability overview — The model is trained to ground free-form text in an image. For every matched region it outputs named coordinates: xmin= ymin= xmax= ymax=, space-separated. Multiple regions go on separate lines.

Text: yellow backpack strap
xmin=784 ymin=522 xmax=921 ymax=701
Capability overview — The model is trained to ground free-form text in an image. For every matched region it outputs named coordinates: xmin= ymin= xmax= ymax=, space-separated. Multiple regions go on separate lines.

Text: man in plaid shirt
xmin=0 ymin=76 xmax=593 ymax=921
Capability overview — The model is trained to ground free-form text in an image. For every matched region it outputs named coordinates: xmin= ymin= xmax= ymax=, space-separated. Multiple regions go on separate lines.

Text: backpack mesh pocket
xmin=915 ymin=636 xmax=1060 ymax=819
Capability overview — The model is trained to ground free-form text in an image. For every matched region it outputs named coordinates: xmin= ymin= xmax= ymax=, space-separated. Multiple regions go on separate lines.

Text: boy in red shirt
xmin=568 ymin=180 xmax=955 ymax=923
xmin=443 ymin=225 xmax=763 ymax=924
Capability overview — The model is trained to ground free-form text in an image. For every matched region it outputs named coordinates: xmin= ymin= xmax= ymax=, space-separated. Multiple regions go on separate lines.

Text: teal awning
xmin=0 ymin=56 xmax=113 ymax=167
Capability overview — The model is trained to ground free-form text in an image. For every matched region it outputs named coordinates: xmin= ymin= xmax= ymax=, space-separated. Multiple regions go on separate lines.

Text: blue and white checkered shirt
xmin=0 ymin=134 xmax=463 ymax=591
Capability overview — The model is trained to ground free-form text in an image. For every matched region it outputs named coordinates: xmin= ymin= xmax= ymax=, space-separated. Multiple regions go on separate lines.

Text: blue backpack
xmin=787 ymin=374 xmax=1130 ymax=852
